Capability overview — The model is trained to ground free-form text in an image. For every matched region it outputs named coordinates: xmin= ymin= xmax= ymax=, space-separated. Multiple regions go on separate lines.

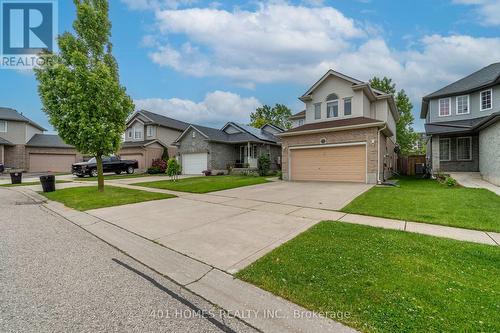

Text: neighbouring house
xmin=0 ymin=107 xmax=83 ymax=172
xmin=289 ymin=110 xmax=306 ymax=128
xmin=174 ymin=122 xmax=283 ymax=175
xmin=421 ymin=62 xmax=500 ymax=186
xmin=277 ymin=70 xmax=399 ymax=184
xmin=121 ymin=110 xmax=190 ymax=170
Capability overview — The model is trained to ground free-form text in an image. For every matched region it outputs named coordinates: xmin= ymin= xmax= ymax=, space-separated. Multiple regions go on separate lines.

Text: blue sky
xmin=1 ymin=0 xmax=500 ymax=132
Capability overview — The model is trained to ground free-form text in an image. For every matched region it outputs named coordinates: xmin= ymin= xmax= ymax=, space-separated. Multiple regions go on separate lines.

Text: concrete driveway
xmin=87 ymin=181 xmax=370 ymax=273
xmin=213 ymin=180 xmax=373 ymax=210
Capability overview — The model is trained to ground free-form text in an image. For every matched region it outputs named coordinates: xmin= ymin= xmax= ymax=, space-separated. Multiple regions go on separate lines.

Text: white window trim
xmin=456 ymin=136 xmax=473 ymax=161
xmin=438 ymin=98 xmax=451 ymax=117
xmin=343 ymin=97 xmax=353 ymax=116
xmin=0 ymin=120 xmax=7 ymax=133
xmin=147 ymin=126 xmax=153 ymax=137
xmin=455 ymin=95 xmax=470 ymax=115
xmin=326 ymin=100 xmax=339 ymax=118
xmin=127 ymin=130 xmax=132 ymax=138
xmin=480 ymin=89 xmax=493 ymax=111
xmin=134 ymin=127 xmax=143 ymax=139
xmin=439 ymin=138 xmax=451 ymax=161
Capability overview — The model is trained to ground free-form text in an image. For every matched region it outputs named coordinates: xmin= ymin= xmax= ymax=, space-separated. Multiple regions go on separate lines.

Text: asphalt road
xmin=0 ymin=188 xmax=257 ymax=333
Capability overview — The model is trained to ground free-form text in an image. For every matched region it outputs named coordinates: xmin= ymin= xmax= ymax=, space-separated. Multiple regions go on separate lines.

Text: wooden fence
xmin=398 ymin=155 xmax=426 ymax=176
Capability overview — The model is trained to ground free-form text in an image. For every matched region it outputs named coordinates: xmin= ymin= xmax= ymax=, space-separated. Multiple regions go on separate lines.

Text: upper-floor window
xmin=344 ymin=98 xmax=352 ymax=116
xmin=314 ymin=103 xmax=321 ymax=120
xmin=439 ymin=138 xmax=451 ymax=161
xmin=480 ymin=89 xmax=492 ymax=111
xmin=439 ymin=98 xmax=451 ymax=117
xmin=192 ymin=130 xmax=196 ymax=138
xmin=327 ymin=100 xmax=339 ymax=118
xmin=147 ymin=126 xmax=153 ymax=137
xmin=0 ymin=120 xmax=6 ymax=133
xmin=134 ymin=127 xmax=142 ymax=139
xmin=127 ymin=130 xmax=132 ymax=139
xmin=298 ymin=119 xmax=304 ymax=126
xmin=456 ymin=95 xmax=469 ymax=115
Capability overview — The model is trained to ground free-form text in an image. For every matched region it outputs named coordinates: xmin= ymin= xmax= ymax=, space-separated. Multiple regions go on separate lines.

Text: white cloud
xmin=453 ymin=0 xmax=500 ymax=26
xmin=134 ymin=91 xmax=262 ymax=127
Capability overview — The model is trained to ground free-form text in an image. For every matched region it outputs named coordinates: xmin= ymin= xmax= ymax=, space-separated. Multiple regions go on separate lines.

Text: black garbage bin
xmin=40 ymin=175 xmax=56 ymax=193
xmin=10 ymin=172 xmax=22 ymax=184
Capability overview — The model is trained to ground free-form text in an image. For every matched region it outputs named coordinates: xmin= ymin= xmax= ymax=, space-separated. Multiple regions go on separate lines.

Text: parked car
xmin=0 ymin=163 xmax=4 ymax=173
xmin=72 ymin=156 xmax=139 ymax=177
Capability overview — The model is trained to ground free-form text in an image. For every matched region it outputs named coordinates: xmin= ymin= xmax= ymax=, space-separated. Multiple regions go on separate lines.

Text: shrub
xmin=445 ymin=176 xmax=457 ymax=187
xmin=166 ymin=158 xmax=181 ymax=181
xmin=151 ymin=158 xmax=167 ymax=172
xmin=202 ymin=170 xmax=212 ymax=176
xmin=161 ymin=148 xmax=169 ymax=161
xmin=277 ymin=170 xmax=283 ymax=180
xmin=257 ymin=154 xmax=271 ymax=176
xmin=147 ymin=166 xmax=162 ymax=174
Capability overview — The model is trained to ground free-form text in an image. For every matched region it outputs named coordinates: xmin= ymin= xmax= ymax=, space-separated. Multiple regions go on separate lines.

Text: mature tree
xmin=250 ymin=104 xmax=292 ymax=129
xmin=35 ymin=0 xmax=134 ymax=192
xmin=369 ymin=77 xmax=418 ymax=155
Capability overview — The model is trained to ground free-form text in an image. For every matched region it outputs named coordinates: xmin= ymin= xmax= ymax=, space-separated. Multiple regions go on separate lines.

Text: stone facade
xmin=281 ymin=127 xmax=394 ymax=184
xmin=479 ymin=121 xmax=500 ymax=186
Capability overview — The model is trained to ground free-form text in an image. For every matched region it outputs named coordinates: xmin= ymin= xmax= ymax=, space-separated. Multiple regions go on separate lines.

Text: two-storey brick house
xmin=120 ymin=110 xmax=190 ymax=169
xmin=421 ymin=62 xmax=500 ymax=186
xmin=278 ymin=70 xmax=399 ymax=184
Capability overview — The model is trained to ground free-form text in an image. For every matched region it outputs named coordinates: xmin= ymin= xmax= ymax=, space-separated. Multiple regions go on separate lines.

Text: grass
xmin=75 ymin=173 xmax=168 ymax=181
xmin=41 ymin=185 xmax=175 ymax=211
xmin=342 ymin=176 xmax=500 ymax=232
xmin=237 ymin=221 xmax=500 ymax=333
xmin=1 ymin=180 xmax=72 ymax=187
xmin=134 ymin=175 xmax=270 ymax=193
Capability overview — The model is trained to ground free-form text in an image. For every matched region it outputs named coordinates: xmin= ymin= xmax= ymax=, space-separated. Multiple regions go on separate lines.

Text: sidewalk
xmin=450 ymin=172 xmax=500 ymax=196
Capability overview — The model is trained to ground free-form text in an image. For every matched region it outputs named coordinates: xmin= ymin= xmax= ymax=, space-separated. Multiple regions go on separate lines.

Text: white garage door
xmin=29 ymin=153 xmax=76 ymax=173
xmin=182 ymin=153 xmax=208 ymax=175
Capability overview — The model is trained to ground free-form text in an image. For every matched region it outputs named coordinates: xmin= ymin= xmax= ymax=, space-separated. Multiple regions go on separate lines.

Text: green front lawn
xmin=342 ymin=176 xmax=500 ymax=232
xmin=134 ymin=175 xmax=270 ymax=193
xmin=75 ymin=173 xmax=168 ymax=181
xmin=41 ymin=186 xmax=175 ymax=211
xmin=237 ymin=221 xmax=500 ymax=333
xmin=1 ymin=180 xmax=72 ymax=187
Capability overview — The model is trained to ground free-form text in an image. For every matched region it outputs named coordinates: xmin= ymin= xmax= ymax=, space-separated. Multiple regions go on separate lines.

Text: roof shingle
xmin=0 ymin=107 xmax=46 ymax=131
xmin=283 ymin=117 xmax=383 ymax=134
xmin=26 ymin=134 xmax=73 ymax=148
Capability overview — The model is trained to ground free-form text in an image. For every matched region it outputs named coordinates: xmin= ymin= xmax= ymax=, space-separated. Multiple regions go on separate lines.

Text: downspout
xmin=377 ymin=124 xmax=387 ymax=184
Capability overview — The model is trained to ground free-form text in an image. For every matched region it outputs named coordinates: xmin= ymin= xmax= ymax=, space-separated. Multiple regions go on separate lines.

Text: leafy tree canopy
xmin=250 ymin=104 xmax=292 ymax=129
xmin=369 ymin=77 xmax=419 ymax=155
xmin=35 ymin=0 xmax=134 ymax=191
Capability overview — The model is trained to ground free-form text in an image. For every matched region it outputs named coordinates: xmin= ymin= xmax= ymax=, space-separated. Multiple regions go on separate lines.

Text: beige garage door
xmin=121 ymin=154 xmax=144 ymax=169
xmin=29 ymin=153 xmax=76 ymax=173
xmin=290 ymin=145 xmax=366 ymax=183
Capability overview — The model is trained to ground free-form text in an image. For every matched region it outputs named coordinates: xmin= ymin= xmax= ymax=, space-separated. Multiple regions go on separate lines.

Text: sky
xmin=1 ymin=0 xmax=500 ymax=133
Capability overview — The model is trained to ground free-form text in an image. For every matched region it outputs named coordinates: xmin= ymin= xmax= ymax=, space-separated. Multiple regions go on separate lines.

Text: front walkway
xmin=451 ymin=172 xmax=500 ymax=195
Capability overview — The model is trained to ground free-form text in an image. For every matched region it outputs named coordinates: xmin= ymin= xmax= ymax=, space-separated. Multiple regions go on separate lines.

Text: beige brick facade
xmin=281 ymin=127 xmax=395 ymax=184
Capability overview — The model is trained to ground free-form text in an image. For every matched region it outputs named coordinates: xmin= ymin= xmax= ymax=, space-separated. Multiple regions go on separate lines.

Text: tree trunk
xmin=96 ymin=155 xmax=104 ymax=192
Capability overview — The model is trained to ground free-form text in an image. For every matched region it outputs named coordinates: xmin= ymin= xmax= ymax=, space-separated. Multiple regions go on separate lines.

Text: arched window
xmin=326 ymin=93 xmax=339 ymax=101
xmin=326 ymin=93 xmax=339 ymax=118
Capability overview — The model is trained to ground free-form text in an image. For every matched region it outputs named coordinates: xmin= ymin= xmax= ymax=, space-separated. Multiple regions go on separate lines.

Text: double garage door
xmin=29 ymin=153 xmax=76 ymax=173
xmin=182 ymin=153 xmax=208 ymax=175
xmin=290 ymin=145 xmax=366 ymax=183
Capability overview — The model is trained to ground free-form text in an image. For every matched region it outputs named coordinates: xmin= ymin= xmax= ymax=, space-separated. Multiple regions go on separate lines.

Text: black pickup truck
xmin=72 ymin=156 xmax=139 ymax=177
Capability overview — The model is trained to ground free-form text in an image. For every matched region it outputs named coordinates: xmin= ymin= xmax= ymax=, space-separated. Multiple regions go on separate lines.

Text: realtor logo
xmin=1 ymin=0 xmax=57 ymax=68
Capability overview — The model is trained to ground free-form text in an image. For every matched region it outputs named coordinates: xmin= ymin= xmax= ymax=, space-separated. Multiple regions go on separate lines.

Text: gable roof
xmin=0 ymin=137 xmax=14 ymax=146
xmin=299 ymin=70 xmax=399 ymax=122
xmin=121 ymin=139 xmax=167 ymax=148
xmin=289 ymin=110 xmax=306 ymax=119
xmin=127 ymin=110 xmax=190 ymax=131
xmin=421 ymin=62 xmax=500 ymax=118
xmin=0 ymin=107 xmax=46 ymax=131
xmin=26 ymin=134 xmax=73 ymax=148
xmin=175 ymin=122 xmax=281 ymax=145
